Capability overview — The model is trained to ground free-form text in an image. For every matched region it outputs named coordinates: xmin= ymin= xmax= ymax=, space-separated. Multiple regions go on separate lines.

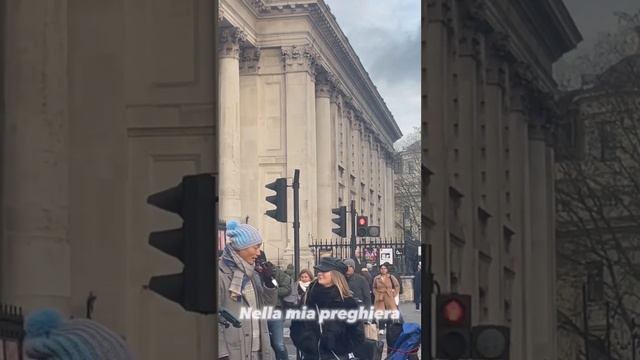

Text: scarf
xmin=306 ymin=283 xmax=345 ymax=308
xmin=298 ymin=281 xmax=311 ymax=294
xmin=221 ymin=246 xmax=256 ymax=301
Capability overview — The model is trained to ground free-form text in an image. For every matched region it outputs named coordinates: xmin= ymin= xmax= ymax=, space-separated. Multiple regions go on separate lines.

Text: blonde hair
xmin=329 ymin=270 xmax=351 ymax=300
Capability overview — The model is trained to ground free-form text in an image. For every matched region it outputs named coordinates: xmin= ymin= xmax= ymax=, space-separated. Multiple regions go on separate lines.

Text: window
xmin=597 ymin=121 xmax=616 ymax=161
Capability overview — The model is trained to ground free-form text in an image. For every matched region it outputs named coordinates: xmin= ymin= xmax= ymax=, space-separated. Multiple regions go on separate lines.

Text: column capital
xmin=282 ymin=45 xmax=318 ymax=76
xmin=239 ymin=46 xmax=261 ymax=74
xmin=315 ymin=69 xmax=333 ymax=98
xmin=219 ymin=26 xmax=246 ymax=59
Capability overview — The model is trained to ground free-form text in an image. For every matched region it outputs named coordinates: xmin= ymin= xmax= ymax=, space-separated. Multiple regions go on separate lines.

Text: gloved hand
xmin=257 ymin=262 xmax=276 ymax=288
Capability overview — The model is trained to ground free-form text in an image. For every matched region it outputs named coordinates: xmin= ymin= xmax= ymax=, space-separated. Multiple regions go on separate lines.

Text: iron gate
xmin=309 ymin=237 xmax=420 ymax=275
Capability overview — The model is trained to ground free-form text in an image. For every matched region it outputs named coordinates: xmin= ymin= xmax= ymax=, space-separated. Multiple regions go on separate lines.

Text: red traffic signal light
xmin=442 ymin=299 xmax=465 ymax=325
xmin=436 ymin=293 xmax=471 ymax=359
xmin=356 ymin=216 xmax=368 ymax=236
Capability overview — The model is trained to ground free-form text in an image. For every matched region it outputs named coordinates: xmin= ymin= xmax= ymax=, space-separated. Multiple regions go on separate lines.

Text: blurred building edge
xmin=556 ymin=23 xmax=640 ymax=360
xmin=0 ymin=0 xmax=403 ymax=359
xmin=424 ymin=1 xmax=581 ymax=360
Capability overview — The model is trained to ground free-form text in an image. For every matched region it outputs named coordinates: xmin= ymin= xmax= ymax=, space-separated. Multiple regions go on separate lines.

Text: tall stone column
xmin=528 ymin=119 xmax=552 ymax=360
xmin=218 ymin=26 xmax=244 ymax=221
xmin=282 ymin=45 xmax=318 ymax=264
xmin=2 ymin=0 xmax=70 ymax=313
xmin=315 ymin=70 xmax=334 ymax=239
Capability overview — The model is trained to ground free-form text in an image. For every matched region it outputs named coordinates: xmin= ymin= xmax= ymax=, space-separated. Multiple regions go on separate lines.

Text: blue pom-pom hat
xmin=226 ymin=220 xmax=263 ymax=250
xmin=24 ymin=308 xmax=134 ymax=360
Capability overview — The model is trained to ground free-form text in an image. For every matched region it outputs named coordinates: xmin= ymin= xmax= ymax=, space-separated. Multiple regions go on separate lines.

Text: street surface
xmin=282 ymin=301 xmax=421 ymax=359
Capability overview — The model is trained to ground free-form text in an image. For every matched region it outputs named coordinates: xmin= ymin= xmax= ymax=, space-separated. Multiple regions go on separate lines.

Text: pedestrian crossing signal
xmin=146 ymin=174 xmax=216 ymax=314
xmin=331 ymin=206 xmax=347 ymax=237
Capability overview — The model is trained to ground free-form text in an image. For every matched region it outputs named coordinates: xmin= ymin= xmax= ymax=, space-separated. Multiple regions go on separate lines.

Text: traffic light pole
xmin=424 ymin=244 xmax=433 ymax=360
xmin=350 ymin=199 xmax=356 ymax=259
xmin=292 ymin=169 xmax=300 ymax=278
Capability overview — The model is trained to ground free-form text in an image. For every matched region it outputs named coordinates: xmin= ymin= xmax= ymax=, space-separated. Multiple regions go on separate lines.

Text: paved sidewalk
xmin=281 ymin=302 xmax=421 ymax=359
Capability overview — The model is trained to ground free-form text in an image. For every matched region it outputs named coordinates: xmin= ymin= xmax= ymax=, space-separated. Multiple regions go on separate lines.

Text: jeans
xmin=267 ymin=318 xmax=288 ymax=360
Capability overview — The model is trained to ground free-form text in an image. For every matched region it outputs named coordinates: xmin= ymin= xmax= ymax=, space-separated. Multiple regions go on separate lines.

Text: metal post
xmin=606 ymin=301 xmax=611 ymax=359
xmin=293 ymin=169 xmax=300 ymax=278
xmin=424 ymin=244 xmax=433 ymax=360
xmin=633 ymin=318 xmax=637 ymax=360
xmin=350 ymin=199 xmax=356 ymax=260
xmin=583 ymin=283 xmax=590 ymax=360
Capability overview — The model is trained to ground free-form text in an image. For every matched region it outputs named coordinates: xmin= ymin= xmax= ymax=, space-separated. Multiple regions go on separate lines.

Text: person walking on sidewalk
xmin=290 ymin=257 xmax=365 ymax=360
xmin=373 ymin=262 xmax=400 ymax=335
xmin=414 ymin=264 xmax=422 ymax=311
xmin=218 ymin=220 xmax=278 ymax=360
xmin=263 ymin=253 xmax=291 ymax=360
xmin=343 ymin=258 xmax=371 ymax=308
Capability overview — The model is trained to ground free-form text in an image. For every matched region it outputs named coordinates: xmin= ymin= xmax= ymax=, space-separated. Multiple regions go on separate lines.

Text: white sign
xmin=379 ymin=248 xmax=393 ymax=265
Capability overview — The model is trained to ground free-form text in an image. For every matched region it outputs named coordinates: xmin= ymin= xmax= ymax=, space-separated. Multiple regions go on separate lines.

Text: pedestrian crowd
xmin=217 ymin=220 xmax=420 ymax=360
xmin=19 ymin=219 xmax=419 ymax=360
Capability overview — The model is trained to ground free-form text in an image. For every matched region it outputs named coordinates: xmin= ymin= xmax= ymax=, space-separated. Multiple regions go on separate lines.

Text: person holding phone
xmin=218 ymin=220 xmax=278 ymax=360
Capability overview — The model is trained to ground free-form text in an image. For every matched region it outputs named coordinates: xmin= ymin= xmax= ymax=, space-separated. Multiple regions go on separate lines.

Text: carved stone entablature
xmin=330 ymin=86 xmax=342 ymax=105
xmin=488 ymin=32 xmax=517 ymax=64
xmin=509 ymin=86 xmax=528 ymax=113
xmin=239 ymin=46 xmax=261 ymax=74
xmin=249 ymin=0 xmax=270 ymax=14
xmin=458 ymin=27 xmax=484 ymax=62
xmin=461 ymin=0 xmax=493 ymax=35
xmin=219 ymin=26 xmax=246 ymax=59
xmin=282 ymin=45 xmax=318 ymax=76
xmin=486 ymin=58 xmax=507 ymax=89
xmin=427 ymin=0 xmax=454 ymax=28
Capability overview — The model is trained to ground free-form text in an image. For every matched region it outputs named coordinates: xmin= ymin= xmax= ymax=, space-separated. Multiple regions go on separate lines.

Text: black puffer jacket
xmin=290 ymin=281 xmax=365 ymax=360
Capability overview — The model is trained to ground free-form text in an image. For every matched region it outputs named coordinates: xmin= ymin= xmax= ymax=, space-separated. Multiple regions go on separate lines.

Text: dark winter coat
xmin=274 ymin=268 xmax=292 ymax=308
xmin=290 ymin=281 xmax=365 ymax=360
xmin=346 ymin=273 xmax=372 ymax=308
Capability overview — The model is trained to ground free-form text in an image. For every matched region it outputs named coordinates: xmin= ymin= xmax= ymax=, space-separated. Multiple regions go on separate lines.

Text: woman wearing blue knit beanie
xmin=24 ymin=308 xmax=134 ymax=360
xmin=218 ymin=220 xmax=278 ymax=360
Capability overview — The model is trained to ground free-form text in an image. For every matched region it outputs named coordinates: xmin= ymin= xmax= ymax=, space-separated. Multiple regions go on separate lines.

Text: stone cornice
xmin=230 ymin=0 xmax=402 ymax=146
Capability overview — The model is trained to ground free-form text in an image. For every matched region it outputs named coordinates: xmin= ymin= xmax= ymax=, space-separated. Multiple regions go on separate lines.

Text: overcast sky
xmin=554 ymin=0 xmax=639 ymax=82
xmin=323 ymin=0 xmax=420 ymax=146
xmin=321 ymin=1 xmax=638 ymax=143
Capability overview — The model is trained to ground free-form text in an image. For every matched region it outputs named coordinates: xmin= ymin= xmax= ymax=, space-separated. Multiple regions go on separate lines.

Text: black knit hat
xmin=314 ymin=257 xmax=348 ymax=274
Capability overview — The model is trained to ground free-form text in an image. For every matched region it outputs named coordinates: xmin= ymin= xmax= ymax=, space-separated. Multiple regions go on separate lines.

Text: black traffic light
xmin=265 ymin=178 xmax=287 ymax=223
xmin=436 ymin=293 xmax=471 ymax=359
xmin=356 ymin=216 xmax=368 ymax=236
xmin=472 ymin=325 xmax=510 ymax=359
xmin=147 ymin=174 xmax=216 ymax=314
xmin=331 ymin=206 xmax=347 ymax=237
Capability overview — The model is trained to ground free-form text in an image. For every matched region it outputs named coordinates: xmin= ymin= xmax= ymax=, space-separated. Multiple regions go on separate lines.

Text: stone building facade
xmin=219 ymin=0 xmax=402 ymax=265
xmin=423 ymin=1 xmax=581 ymax=359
